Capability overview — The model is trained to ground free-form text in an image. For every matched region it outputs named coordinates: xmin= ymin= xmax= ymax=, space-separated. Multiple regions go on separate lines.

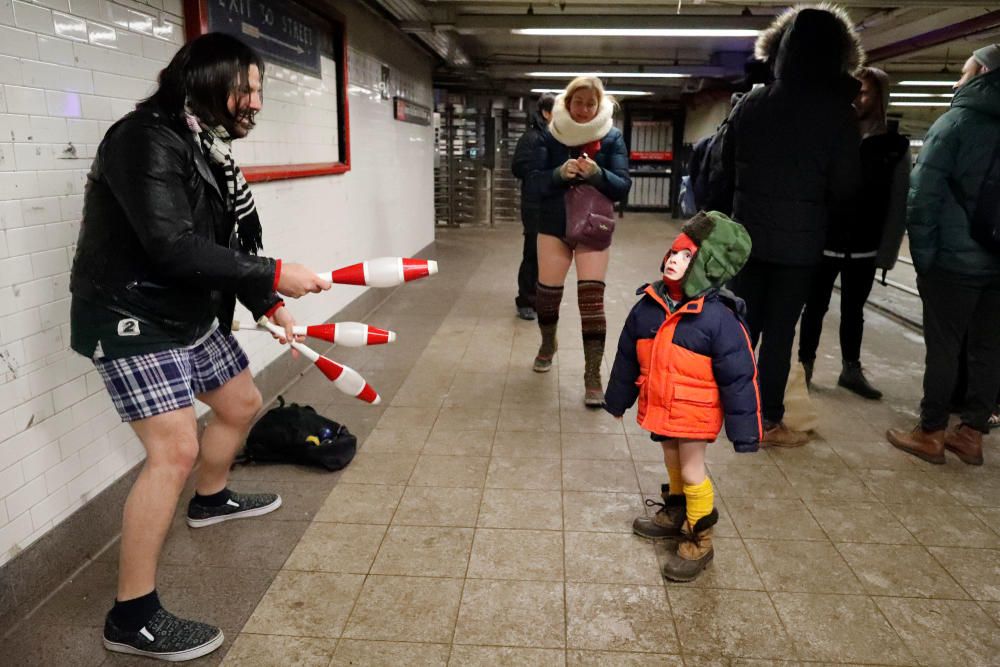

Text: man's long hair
xmin=141 ymin=32 xmax=264 ymax=132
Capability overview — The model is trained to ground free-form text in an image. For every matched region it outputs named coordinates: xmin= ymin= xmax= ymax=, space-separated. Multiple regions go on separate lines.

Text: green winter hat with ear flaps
xmin=679 ymin=211 xmax=752 ymax=298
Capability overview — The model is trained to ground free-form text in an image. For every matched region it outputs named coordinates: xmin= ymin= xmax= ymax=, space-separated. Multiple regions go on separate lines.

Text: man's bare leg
xmin=117 ymin=407 xmax=199 ymax=601
xmin=193 ymin=369 xmax=262 ymax=495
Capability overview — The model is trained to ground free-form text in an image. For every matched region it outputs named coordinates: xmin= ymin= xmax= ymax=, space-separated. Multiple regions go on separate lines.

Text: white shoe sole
xmin=104 ymin=630 xmax=224 ymax=662
xmin=186 ymin=496 xmax=282 ymax=528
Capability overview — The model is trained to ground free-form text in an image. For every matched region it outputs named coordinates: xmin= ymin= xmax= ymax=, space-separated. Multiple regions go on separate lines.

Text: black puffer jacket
xmin=712 ymin=7 xmax=863 ymax=267
xmin=70 ymin=106 xmax=280 ymax=356
xmin=511 ymin=110 xmax=549 ymax=232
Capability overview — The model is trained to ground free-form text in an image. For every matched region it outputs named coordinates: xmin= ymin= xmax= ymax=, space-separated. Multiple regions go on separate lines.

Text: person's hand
xmin=613 ymin=415 xmax=622 ymax=421
xmin=277 ymin=263 xmax=331 ymax=298
xmin=270 ymin=305 xmax=303 ymax=357
xmin=559 ymin=159 xmax=581 ymax=180
xmin=577 ymin=155 xmax=600 ymax=178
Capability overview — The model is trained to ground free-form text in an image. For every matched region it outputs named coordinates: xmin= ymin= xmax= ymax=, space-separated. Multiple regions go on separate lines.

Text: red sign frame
xmin=183 ymin=0 xmax=351 ymax=182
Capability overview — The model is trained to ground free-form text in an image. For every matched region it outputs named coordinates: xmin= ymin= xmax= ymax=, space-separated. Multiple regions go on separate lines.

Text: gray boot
xmin=583 ymin=338 xmax=604 ymax=407
xmin=633 ymin=484 xmax=686 ymax=541
xmin=533 ymin=323 xmax=557 ymax=373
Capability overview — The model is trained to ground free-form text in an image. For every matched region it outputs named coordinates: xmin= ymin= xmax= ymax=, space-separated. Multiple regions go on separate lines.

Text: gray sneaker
xmin=186 ymin=491 xmax=281 ymax=528
xmin=103 ymin=607 xmax=223 ymax=662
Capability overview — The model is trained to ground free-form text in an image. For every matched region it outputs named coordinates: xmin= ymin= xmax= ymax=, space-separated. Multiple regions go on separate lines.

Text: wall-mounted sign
xmin=630 ymin=151 xmax=673 ymax=161
xmin=380 ymin=65 xmax=391 ymax=100
xmin=393 ymin=97 xmax=431 ymax=126
xmin=206 ymin=0 xmax=326 ymax=78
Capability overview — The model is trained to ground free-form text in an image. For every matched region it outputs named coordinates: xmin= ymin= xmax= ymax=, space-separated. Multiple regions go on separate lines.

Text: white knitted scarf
xmin=548 ymin=93 xmax=615 ymax=147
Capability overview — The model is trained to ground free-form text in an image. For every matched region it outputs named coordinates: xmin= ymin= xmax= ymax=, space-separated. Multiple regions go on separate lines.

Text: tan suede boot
xmin=633 ymin=484 xmax=686 ymax=541
xmin=661 ymin=508 xmax=718 ymax=582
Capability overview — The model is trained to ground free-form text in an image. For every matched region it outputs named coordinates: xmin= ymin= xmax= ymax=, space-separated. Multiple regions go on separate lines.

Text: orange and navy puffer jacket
xmin=604 ymin=284 xmax=762 ymax=451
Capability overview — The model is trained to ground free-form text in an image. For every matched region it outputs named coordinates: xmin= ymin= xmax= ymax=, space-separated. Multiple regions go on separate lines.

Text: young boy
xmin=605 ymin=211 xmax=762 ymax=581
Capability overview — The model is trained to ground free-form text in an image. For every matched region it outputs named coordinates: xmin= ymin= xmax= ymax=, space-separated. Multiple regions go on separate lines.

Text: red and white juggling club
xmin=317 ymin=257 xmax=438 ymax=288
xmin=233 ymin=320 xmax=396 ymax=347
xmin=257 ymin=319 xmax=381 ymax=404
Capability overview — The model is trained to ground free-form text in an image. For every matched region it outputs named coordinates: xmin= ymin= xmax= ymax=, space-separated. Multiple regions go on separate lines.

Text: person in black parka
xmin=797 ymin=66 xmax=910 ymax=401
xmin=510 ymin=94 xmax=555 ymax=320
xmin=709 ymin=5 xmax=864 ymax=446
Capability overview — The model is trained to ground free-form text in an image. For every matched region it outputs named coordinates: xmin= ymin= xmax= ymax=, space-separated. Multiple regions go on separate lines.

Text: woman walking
xmin=523 ymin=76 xmax=631 ymax=406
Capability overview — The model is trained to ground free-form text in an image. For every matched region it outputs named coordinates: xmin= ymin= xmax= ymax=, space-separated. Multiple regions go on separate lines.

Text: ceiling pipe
xmin=866 ymin=9 xmax=1000 ymax=63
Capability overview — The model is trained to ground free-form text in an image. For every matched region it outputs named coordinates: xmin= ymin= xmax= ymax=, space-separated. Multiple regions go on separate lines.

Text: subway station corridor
xmin=3 ymin=215 xmax=1000 ymax=666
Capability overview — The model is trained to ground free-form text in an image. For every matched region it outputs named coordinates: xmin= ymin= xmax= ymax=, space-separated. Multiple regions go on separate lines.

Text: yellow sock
xmin=667 ymin=464 xmax=684 ymax=497
xmin=684 ymin=478 xmax=714 ymax=528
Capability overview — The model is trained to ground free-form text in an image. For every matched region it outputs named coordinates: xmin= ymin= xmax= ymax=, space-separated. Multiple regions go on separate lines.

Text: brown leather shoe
xmin=944 ymin=423 xmax=984 ymax=466
xmin=886 ymin=425 xmax=945 ymax=464
xmin=761 ymin=421 xmax=809 ymax=448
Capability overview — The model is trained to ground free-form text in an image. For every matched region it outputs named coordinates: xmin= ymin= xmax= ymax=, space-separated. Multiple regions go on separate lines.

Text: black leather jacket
xmin=70 ymin=106 xmax=280 ymax=353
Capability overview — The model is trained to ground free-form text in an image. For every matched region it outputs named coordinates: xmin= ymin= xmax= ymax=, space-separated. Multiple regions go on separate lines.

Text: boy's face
xmin=663 ymin=249 xmax=694 ymax=282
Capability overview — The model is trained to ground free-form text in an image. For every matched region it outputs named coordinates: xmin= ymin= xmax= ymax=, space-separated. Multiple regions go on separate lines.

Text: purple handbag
xmin=564 ymin=184 xmax=616 ymax=250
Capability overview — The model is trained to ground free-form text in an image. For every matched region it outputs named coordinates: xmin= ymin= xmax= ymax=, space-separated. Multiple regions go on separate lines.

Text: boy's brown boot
xmin=887 ymin=424 xmax=946 ymax=464
xmin=533 ymin=323 xmax=557 ymax=372
xmin=633 ymin=484 xmax=686 ymax=541
xmin=582 ymin=339 xmax=604 ymax=407
xmin=661 ymin=508 xmax=718 ymax=582
xmin=944 ymin=423 xmax=984 ymax=466
xmin=762 ymin=421 xmax=809 ymax=447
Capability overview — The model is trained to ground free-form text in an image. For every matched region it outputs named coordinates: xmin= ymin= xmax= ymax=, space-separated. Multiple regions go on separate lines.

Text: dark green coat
xmin=907 ymin=69 xmax=1000 ymax=277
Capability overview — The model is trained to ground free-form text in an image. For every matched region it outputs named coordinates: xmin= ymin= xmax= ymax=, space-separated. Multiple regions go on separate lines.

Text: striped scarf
xmin=183 ymin=110 xmax=263 ymax=255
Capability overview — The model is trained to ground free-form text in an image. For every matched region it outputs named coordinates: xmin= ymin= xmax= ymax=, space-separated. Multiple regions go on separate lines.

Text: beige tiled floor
xmin=3 ymin=217 xmax=1000 ymax=666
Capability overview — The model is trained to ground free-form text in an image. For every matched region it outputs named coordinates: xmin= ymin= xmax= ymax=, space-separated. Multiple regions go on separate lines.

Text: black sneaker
xmin=517 ymin=306 xmax=537 ymax=321
xmin=186 ymin=490 xmax=282 ymax=528
xmin=103 ymin=607 xmax=223 ymax=662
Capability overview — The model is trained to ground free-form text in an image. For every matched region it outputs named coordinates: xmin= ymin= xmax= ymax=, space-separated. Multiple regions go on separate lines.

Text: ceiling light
xmin=910 ymin=139 xmax=924 ymax=147
xmin=898 ymin=80 xmax=957 ymax=87
xmin=531 ymin=87 xmax=652 ymax=96
xmin=527 ymin=71 xmax=689 ymax=78
xmin=513 ymin=28 xmax=760 ymax=37
xmin=890 ymin=101 xmax=951 ymax=107
xmin=890 ymin=92 xmax=954 ymax=98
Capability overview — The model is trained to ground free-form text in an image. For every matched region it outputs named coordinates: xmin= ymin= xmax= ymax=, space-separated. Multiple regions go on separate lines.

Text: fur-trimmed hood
xmin=755 ymin=3 xmax=864 ymax=82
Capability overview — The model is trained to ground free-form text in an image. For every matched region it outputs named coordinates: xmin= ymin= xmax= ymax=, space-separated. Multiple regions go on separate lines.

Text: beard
xmin=227 ymin=108 xmax=257 ymax=138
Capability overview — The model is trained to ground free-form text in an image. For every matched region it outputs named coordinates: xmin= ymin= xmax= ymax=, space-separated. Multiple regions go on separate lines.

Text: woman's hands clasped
xmin=560 ymin=155 xmax=601 ymax=181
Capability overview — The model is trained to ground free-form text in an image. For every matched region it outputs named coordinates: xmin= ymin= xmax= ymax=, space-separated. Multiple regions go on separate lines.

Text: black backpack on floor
xmin=239 ymin=397 xmax=357 ymax=471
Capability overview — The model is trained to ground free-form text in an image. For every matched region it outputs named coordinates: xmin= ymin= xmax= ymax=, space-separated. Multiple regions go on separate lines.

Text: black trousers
xmin=516 ymin=228 xmax=538 ymax=309
xmin=918 ymin=268 xmax=1000 ymax=433
xmin=798 ymin=256 xmax=877 ymax=364
xmin=731 ymin=258 xmax=816 ymax=424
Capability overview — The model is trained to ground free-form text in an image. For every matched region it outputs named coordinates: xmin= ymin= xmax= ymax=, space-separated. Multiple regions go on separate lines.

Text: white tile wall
xmin=0 ymin=0 xmax=434 ymax=568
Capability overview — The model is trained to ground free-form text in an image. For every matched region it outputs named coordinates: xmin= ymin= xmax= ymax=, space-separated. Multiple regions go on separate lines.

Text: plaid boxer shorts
xmin=95 ymin=329 xmax=250 ymax=422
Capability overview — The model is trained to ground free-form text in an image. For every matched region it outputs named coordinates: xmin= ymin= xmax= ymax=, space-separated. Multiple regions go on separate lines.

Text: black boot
xmin=632 ymin=484 xmax=686 ymax=541
xmin=838 ymin=360 xmax=882 ymax=400
xmin=801 ymin=359 xmax=814 ymax=388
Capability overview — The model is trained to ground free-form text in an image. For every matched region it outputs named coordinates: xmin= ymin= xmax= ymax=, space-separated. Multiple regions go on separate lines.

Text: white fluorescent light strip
xmin=890 ymin=101 xmax=951 ymax=107
xmin=890 ymin=92 xmax=954 ymax=98
xmin=527 ymin=71 xmax=689 ymax=78
xmin=898 ymin=80 xmax=957 ymax=87
xmin=514 ymin=28 xmax=759 ymax=37
xmin=531 ymin=87 xmax=652 ymax=96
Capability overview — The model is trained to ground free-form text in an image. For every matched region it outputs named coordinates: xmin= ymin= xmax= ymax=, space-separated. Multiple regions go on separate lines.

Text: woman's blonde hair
xmin=563 ymin=76 xmax=616 ymax=109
